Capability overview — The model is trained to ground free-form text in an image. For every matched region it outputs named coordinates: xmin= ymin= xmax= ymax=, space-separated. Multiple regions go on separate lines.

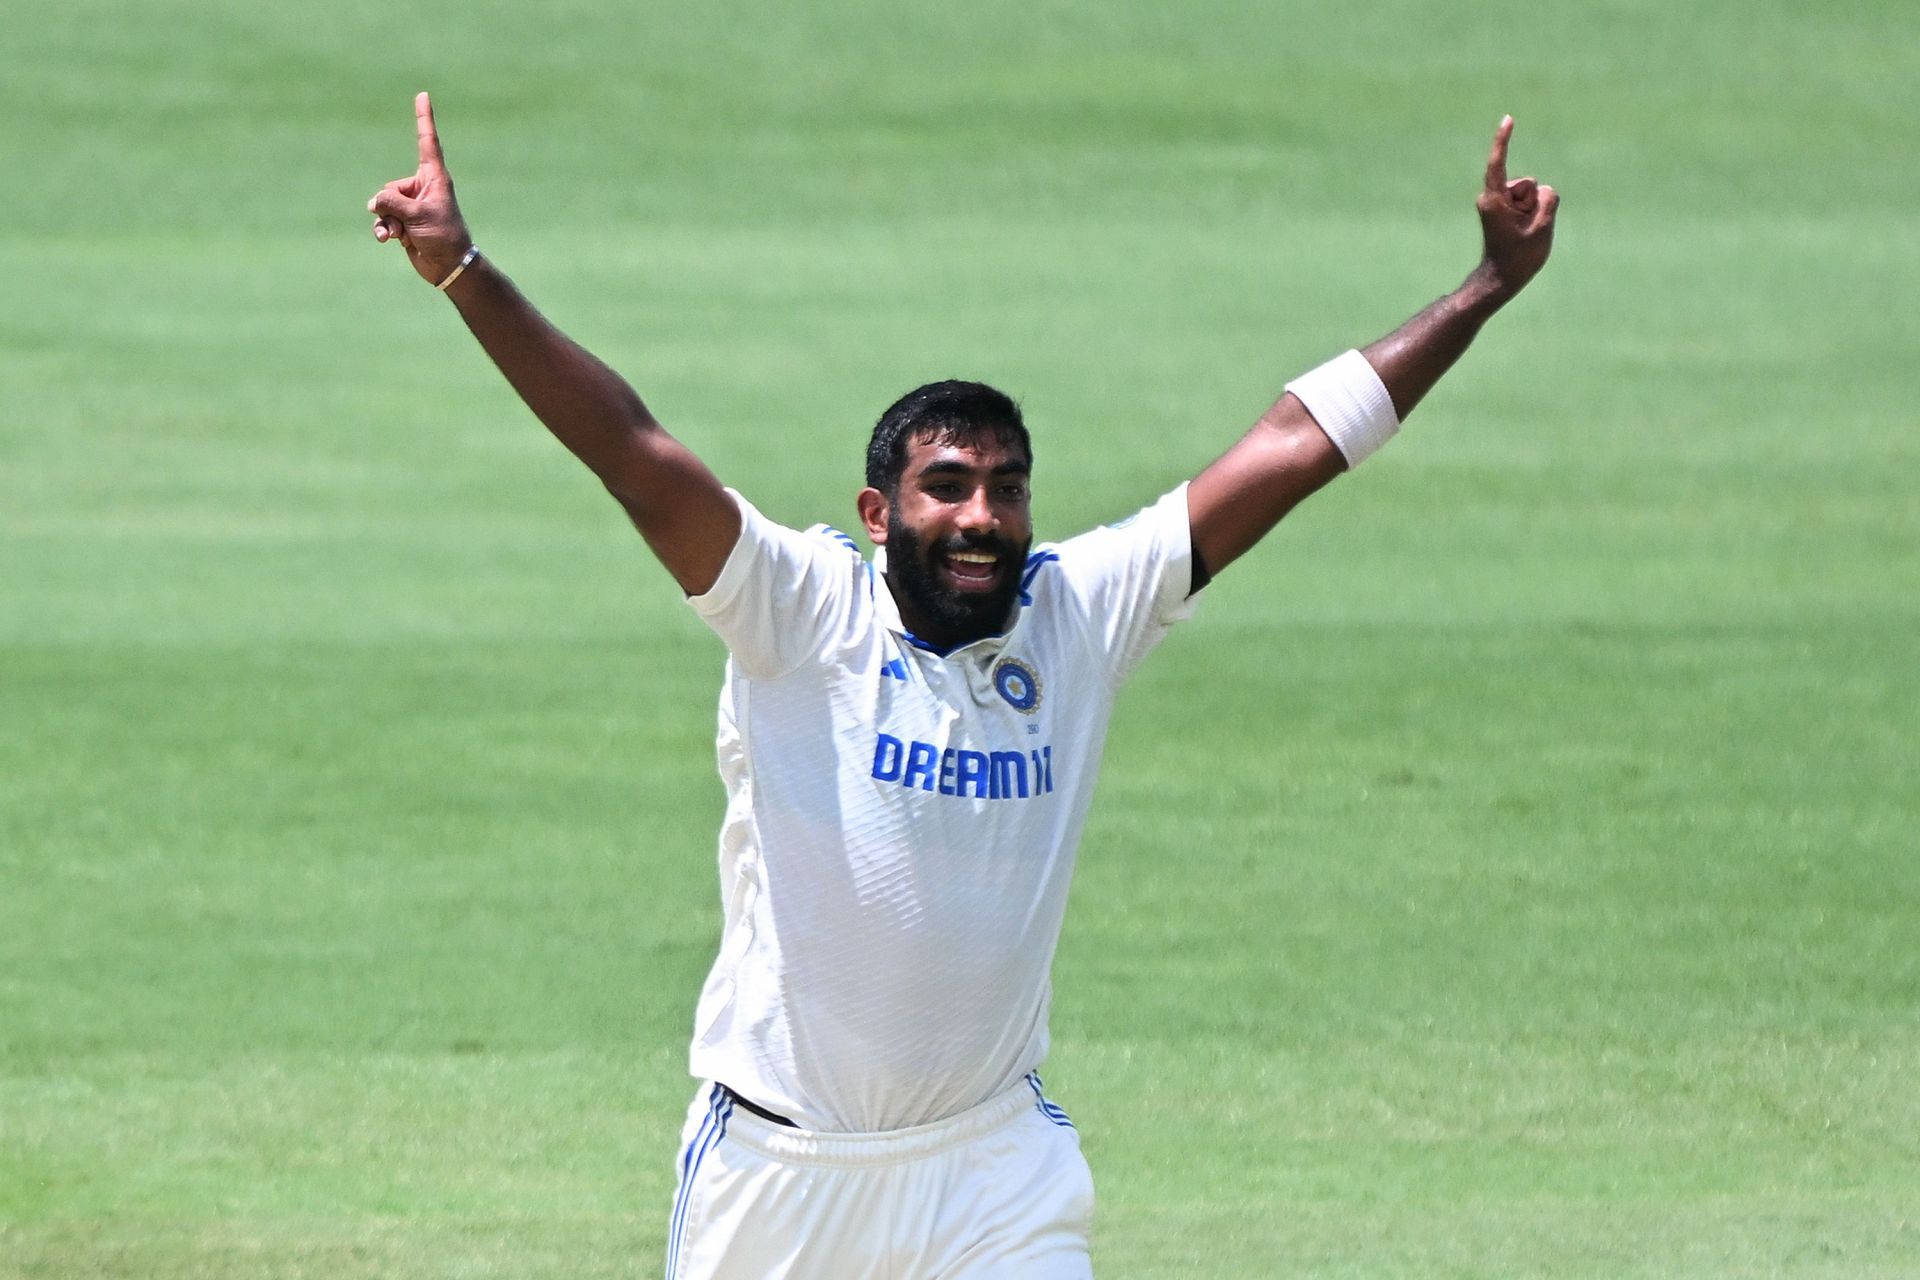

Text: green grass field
xmin=4 ymin=0 xmax=1917 ymax=1275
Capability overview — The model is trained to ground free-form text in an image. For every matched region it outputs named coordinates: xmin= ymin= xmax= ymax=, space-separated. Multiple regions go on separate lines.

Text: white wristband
xmin=1284 ymin=349 xmax=1400 ymax=467
xmin=435 ymin=244 xmax=480 ymax=292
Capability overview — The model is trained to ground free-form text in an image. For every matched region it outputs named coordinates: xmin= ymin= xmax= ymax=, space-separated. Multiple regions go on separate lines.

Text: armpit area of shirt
xmin=685 ymin=488 xmax=762 ymax=619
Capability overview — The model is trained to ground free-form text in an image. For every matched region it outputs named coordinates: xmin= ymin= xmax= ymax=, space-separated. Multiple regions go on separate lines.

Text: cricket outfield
xmin=2 ymin=0 xmax=1916 ymax=1275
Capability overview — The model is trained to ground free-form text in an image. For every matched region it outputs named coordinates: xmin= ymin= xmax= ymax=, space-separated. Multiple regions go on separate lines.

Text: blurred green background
xmin=3 ymin=0 xmax=1916 ymax=1275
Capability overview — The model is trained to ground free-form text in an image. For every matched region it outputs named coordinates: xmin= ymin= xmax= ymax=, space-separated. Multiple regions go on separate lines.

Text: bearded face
xmin=885 ymin=507 xmax=1029 ymax=646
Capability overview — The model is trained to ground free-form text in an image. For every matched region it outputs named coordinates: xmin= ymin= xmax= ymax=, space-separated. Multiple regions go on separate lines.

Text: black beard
xmin=885 ymin=514 xmax=1026 ymax=646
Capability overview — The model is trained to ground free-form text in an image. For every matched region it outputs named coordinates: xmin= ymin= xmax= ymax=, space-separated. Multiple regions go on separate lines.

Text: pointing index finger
xmin=415 ymin=91 xmax=444 ymax=169
xmin=1485 ymin=114 xmax=1513 ymax=192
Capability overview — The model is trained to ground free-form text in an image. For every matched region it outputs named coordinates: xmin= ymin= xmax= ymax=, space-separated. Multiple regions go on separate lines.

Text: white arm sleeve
xmin=1050 ymin=483 xmax=1202 ymax=686
xmin=686 ymin=490 xmax=866 ymax=680
xmin=1284 ymin=348 xmax=1401 ymax=467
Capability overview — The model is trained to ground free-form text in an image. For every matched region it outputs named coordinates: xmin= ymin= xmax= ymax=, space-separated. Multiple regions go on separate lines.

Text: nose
xmin=956 ymin=484 xmax=997 ymax=534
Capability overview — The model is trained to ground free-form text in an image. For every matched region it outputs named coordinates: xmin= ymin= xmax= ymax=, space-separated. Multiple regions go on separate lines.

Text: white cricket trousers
xmin=665 ymin=1075 xmax=1095 ymax=1279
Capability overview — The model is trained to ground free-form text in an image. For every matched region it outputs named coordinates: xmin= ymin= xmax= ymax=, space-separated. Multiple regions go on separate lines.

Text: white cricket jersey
xmin=684 ymin=483 xmax=1200 ymax=1133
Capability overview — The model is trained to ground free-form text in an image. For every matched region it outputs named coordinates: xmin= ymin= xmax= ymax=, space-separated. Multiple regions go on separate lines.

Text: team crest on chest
xmin=992 ymin=658 xmax=1042 ymax=713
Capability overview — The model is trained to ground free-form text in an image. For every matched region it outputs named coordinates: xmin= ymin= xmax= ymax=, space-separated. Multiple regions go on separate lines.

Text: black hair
xmin=865 ymin=380 xmax=1032 ymax=494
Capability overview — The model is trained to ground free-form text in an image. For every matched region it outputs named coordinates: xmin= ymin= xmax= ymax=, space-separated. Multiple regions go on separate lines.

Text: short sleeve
xmin=686 ymin=489 xmax=866 ymax=680
xmin=1050 ymin=483 xmax=1202 ymax=685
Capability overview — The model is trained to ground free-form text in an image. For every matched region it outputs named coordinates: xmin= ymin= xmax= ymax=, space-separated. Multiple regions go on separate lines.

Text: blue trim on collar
xmin=1018 ymin=550 xmax=1060 ymax=607
xmin=901 ymin=630 xmax=957 ymax=656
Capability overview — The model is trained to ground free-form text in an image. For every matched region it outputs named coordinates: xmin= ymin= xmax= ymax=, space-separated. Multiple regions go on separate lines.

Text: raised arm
xmin=1186 ymin=115 xmax=1560 ymax=580
xmin=367 ymin=93 xmax=739 ymax=595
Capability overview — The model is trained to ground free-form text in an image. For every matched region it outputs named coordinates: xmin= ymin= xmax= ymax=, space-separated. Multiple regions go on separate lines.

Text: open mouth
xmin=937 ymin=548 xmax=1005 ymax=593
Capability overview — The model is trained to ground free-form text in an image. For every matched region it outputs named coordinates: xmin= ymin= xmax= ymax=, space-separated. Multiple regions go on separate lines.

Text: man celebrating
xmin=369 ymin=93 xmax=1557 ymax=1279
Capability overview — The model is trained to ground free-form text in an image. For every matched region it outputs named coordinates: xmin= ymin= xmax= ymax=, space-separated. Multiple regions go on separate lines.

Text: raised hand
xmin=1476 ymin=115 xmax=1559 ymax=297
xmin=368 ymin=92 xmax=474 ymax=286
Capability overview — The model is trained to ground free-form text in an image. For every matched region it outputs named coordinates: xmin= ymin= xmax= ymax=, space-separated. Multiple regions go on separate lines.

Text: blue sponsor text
xmin=870 ymin=733 xmax=1054 ymax=798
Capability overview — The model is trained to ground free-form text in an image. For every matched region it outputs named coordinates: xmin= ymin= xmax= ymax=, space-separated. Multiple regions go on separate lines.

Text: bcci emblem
xmin=992 ymin=658 xmax=1042 ymax=713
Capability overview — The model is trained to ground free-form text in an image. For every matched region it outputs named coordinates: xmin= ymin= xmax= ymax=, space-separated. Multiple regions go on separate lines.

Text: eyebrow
xmin=917 ymin=459 xmax=1031 ymax=478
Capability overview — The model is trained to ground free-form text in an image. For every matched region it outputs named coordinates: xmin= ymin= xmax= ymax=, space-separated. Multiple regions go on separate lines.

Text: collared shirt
xmin=685 ymin=484 xmax=1199 ymax=1133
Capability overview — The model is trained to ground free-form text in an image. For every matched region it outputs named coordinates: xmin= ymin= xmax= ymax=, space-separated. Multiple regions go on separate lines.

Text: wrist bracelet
xmin=1284 ymin=349 xmax=1400 ymax=467
xmin=435 ymin=244 xmax=480 ymax=292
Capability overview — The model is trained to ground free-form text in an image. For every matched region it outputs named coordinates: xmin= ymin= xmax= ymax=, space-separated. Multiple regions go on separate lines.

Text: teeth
xmin=951 ymin=551 xmax=997 ymax=564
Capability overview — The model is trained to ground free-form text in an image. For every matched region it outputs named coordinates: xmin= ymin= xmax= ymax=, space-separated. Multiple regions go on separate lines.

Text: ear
xmin=857 ymin=487 xmax=891 ymax=545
